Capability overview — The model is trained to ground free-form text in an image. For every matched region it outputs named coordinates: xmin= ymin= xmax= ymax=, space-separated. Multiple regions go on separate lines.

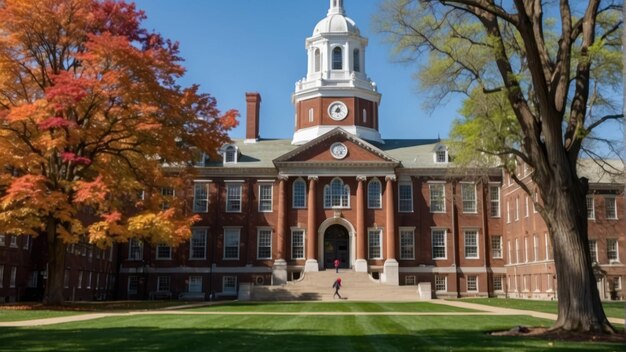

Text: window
xmin=368 ymin=229 xmax=382 ymax=259
xmin=435 ymin=275 xmax=447 ymax=291
xmin=589 ymin=240 xmax=598 ymax=263
xmin=434 ymin=144 xmax=448 ymax=163
xmin=525 ymin=196 xmax=529 ymax=218
xmin=128 ymin=239 xmax=143 ymax=260
xmin=507 ymin=241 xmax=511 ymax=264
xmin=353 ymin=49 xmax=360 ymax=72
xmin=398 ymin=182 xmax=413 ymax=212
xmin=87 ymin=272 xmax=92 ymax=289
xmin=157 ymin=276 xmax=170 ymax=292
xmin=405 ymin=276 xmax=416 ymax=285
xmin=586 ymin=196 xmax=595 ymax=219
xmin=156 ymin=244 xmax=171 ymax=260
xmin=489 ymin=186 xmax=500 ymax=217
xmin=314 ymin=48 xmax=321 ymax=72
xmin=292 ymin=179 xmax=307 ymax=209
xmin=368 ymin=179 xmax=382 ymax=209
xmin=607 ymin=239 xmax=619 ymax=263
xmin=190 ymin=229 xmax=207 ymax=260
xmin=195 ymin=152 xmax=209 ymax=167
xmin=461 ymin=183 xmax=476 ymax=213
xmin=429 ymin=183 xmax=445 ymax=213
xmin=524 ymin=237 xmax=528 ymax=262
xmin=533 ymin=235 xmax=539 ymax=262
xmin=77 ymin=271 xmax=83 ymax=288
xmin=362 ymin=109 xmax=367 ymax=123
xmin=161 ymin=187 xmax=175 ymax=210
xmin=491 ymin=235 xmax=502 ymax=259
xmin=188 ymin=276 xmax=202 ymax=293
xmin=467 ymin=276 xmax=477 ymax=291
xmin=612 ymin=277 xmax=622 ymax=290
xmin=515 ymin=197 xmax=519 ymax=221
xmin=324 ymin=178 xmax=350 ymax=208
xmin=515 ymin=239 xmax=519 ymax=264
xmin=193 ymin=182 xmax=210 ymax=213
xmin=258 ymin=184 xmax=273 ymax=212
xmin=0 ymin=265 xmax=3 ymax=288
xmin=27 ymin=271 xmax=37 ymax=288
xmin=605 ymin=197 xmax=617 ymax=219
xmin=308 ymin=108 xmax=314 ymax=123
xmin=226 ymin=183 xmax=242 ymax=212
xmin=223 ymin=276 xmax=237 ymax=294
xmin=23 ymin=235 xmax=30 ymax=250
xmin=432 ymin=229 xmax=446 ymax=259
xmin=64 ymin=270 xmax=70 ymax=288
xmin=223 ymin=145 xmax=237 ymax=164
xmin=257 ymin=228 xmax=272 ymax=259
xmin=0 ymin=234 xmax=4 ymax=246
xmin=291 ymin=229 xmax=305 ymax=260
xmin=332 ymin=46 xmax=342 ymax=70
xmin=224 ymin=228 xmax=240 ymax=260
xmin=128 ymin=276 xmax=138 ymax=294
xmin=506 ymin=201 xmax=511 ymax=223
xmin=9 ymin=235 xmax=17 ymax=248
xmin=399 ymin=228 xmax=415 ymax=260
xmin=493 ymin=275 xmax=503 ymax=291
xmin=533 ymin=190 xmax=539 ymax=213
xmin=464 ymin=230 xmax=479 ymax=259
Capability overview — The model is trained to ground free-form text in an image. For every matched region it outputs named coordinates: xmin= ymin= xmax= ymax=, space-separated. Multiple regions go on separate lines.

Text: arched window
xmin=332 ymin=47 xmax=342 ymax=70
xmin=292 ymin=178 xmax=307 ymax=209
xmin=324 ymin=178 xmax=350 ymax=208
xmin=314 ymin=49 xmax=321 ymax=72
xmin=222 ymin=144 xmax=238 ymax=165
xmin=353 ymin=49 xmax=360 ymax=72
xmin=367 ymin=179 xmax=381 ymax=208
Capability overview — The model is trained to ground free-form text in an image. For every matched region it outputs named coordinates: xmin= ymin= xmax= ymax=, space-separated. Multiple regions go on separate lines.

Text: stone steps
xmin=249 ymin=270 xmax=420 ymax=301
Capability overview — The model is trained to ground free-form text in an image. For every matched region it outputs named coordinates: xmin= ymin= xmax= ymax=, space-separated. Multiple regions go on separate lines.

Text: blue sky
xmin=133 ymin=0 xmax=460 ymax=141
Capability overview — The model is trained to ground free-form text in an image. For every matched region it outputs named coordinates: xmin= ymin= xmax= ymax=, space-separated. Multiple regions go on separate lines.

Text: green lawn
xmin=0 ymin=310 xmax=83 ymax=323
xmin=459 ymin=298 xmax=626 ymax=320
xmin=191 ymin=301 xmax=477 ymax=313
xmin=1 ymin=301 xmax=623 ymax=351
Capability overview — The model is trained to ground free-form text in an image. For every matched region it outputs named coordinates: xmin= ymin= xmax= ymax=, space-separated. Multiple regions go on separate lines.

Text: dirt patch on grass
xmin=492 ymin=326 xmax=626 ymax=344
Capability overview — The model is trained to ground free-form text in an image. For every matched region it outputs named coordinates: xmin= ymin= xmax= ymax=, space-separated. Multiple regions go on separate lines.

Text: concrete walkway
xmin=0 ymin=299 xmax=623 ymax=327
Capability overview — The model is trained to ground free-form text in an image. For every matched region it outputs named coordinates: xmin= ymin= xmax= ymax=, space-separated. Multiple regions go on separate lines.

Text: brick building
xmin=1 ymin=0 xmax=623 ymax=303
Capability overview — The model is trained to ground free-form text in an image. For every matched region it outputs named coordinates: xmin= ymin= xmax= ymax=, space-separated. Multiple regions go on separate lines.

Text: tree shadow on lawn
xmin=0 ymin=326 xmax=621 ymax=352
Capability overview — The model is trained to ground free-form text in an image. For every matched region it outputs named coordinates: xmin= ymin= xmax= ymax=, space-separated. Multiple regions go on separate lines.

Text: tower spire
xmin=328 ymin=0 xmax=345 ymax=15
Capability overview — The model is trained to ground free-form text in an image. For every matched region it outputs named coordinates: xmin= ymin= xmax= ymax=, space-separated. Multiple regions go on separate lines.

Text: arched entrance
xmin=323 ymin=225 xmax=349 ymax=269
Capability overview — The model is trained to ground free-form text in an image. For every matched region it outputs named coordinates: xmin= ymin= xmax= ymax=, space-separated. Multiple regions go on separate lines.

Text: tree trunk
xmin=542 ymin=171 xmax=614 ymax=333
xmin=43 ymin=217 xmax=66 ymax=305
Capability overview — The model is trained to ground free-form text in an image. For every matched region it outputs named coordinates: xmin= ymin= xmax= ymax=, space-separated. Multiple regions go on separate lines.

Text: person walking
xmin=334 ymin=258 xmax=340 ymax=273
xmin=332 ymin=277 xmax=342 ymax=299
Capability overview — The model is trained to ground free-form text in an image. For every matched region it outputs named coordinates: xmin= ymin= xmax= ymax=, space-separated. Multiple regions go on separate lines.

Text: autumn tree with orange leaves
xmin=0 ymin=0 xmax=238 ymax=304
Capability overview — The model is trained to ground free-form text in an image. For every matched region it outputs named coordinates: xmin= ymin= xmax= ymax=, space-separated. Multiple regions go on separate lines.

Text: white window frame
xmin=506 ymin=200 xmax=511 ymax=223
xmin=525 ymin=196 xmax=529 ymax=218
xmin=257 ymin=228 xmax=273 ymax=260
xmin=398 ymin=182 xmax=413 ymax=212
xmin=586 ymin=196 xmax=595 ymax=220
xmin=87 ymin=272 xmax=92 ymax=289
xmin=405 ymin=275 xmax=416 ymax=285
xmin=464 ymin=230 xmax=479 ymax=259
xmin=161 ymin=187 xmax=175 ymax=210
xmin=524 ymin=237 xmax=528 ymax=263
xmin=368 ymin=228 xmax=383 ymax=259
xmin=156 ymin=244 xmax=172 ymax=260
xmin=157 ymin=276 xmax=171 ymax=292
xmin=368 ymin=178 xmax=382 ymax=209
xmin=188 ymin=275 xmax=203 ymax=293
xmin=491 ymin=235 xmax=502 ymax=259
xmin=489 ymin=185 xmax=500 ymax=217
xmin=193 ymin=182 xmax=210 ymax=213
xmin=515 ymin=197 xmax=519 ymax=221
xmin=128 ymin=238 xmax=143 ymax=261
xmin=533 ymin=235 xmax=539 ymax=262
xmin=429 ymin=182 xmax=446 ymax=213
xmin=190 ymin=228 xmax=208 ymax=260
xmin=493 ymin=275 xmax=503 ymax=292
xmin=292 ymin=178 xmax=307 ymax=209
xmin=0 ymin=265 xmax=3 ymax=288
xmin=127 ymin=276 xmax=138 ymax=294
xmin=515 ymin=238 xmax=519 ymax=264
xmin=223 ymin=276 xmax=237 ymax=294
xmin=435 ymin=275 xmax=447 ymax=292
xmin=308 ymin=108 xmax=314 ymax=123
xmin=362 ymin=108 xmax=367 ymax=123
xmin=291 ymin=228 xmax=305 ymax=260
xmin=223 ymin=227 xmax=241 ymax=260
xmin=467 ymin=275 xmax=478 ymax=292
xmin=9 ymin=235 xmax=17 ymax=248
xmin=324 ymin=178 xmax=350 ymax=209
xmin=605 ymin=196 xmax=618 ymax=220
xmin=225 ymin=183 xmax=243 ymax=213
xmin=399 ymin=227 xmax=415 ymax=260
xmin=223 ymin=144 xmax=238 ymax=165
xmin=23 ymin=235 xmax=30 ymax=250
xmin=507 ymin=240 xmax=512 ymax=264
xmin=434 ymin=145 xmax=448 ymax=164
xmin=461 ymin=183 xmax=477 ymax=213
xmin=431 ymin=229 xmax=447 ymax=260
xmin=589 ymin=240 xmax=598 ymax=263
xmin=607 ymin=239 xmax=619 ymax=263
xmin=258 ymin=183 xmax=274 ymax=212
xmin=612 ymin=277 xmax=622 ymax=290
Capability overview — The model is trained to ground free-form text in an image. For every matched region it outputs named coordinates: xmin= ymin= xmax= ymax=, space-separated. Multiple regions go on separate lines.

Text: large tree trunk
xmin=43 ymin=217 xmax=66 ymax=305
xmin=539 ymin=156 xmax=614 ymax=333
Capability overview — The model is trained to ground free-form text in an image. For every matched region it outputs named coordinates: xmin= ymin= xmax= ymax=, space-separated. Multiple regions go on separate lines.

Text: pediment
xmin=274 ymin=128 xmax=398 ymax=166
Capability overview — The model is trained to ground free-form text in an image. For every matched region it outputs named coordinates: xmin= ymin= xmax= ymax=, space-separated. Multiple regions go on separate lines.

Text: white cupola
xmin=292 ymin=0 xmax=382 ymax=145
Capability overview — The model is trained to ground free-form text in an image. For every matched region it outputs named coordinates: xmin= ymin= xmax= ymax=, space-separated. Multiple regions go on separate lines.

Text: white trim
xmin=398 ymin=181 xmax=414 ymax=213
xmin=463 ymin=230 xmax=479 ymax=259
xmin=256 ymin=227 xmax=273 ymax=260
xmin=223 ymin=227 xmax=241 ymax=260
xmin=431 ymin=228 xmax=447 ymax=260
xmin=292 ymin=125 xmax=383 ymax=145
xmin=399 ymin=227 xmax=415 ymax=260
xmin=258 ymin=183 xmax=274 ymax=213
xmin=290 ymin=228 xmax=306 ymax=260
xmin=367 ymin=227 xmax=384 ymax=260
xmin=189 ymin=228 xmax=208 ymax=260
xmin=292 ymin=178 xmax=307 ymax=209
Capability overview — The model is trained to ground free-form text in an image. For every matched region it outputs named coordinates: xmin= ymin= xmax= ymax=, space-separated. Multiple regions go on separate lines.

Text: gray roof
xmin=578 ymin=159 xmax=625 ymax=184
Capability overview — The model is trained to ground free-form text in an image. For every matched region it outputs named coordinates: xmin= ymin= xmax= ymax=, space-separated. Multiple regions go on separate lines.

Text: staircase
xmin=249 ymin=270 xmax=421 ymax=301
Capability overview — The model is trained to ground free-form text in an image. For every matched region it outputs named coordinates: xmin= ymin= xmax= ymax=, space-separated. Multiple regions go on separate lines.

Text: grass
xmin=458 ymin=298 xmax=626 ymax=320
xmin=0 ymin=310 xmax=83 ymax=323
xmin=0 ymin=302 xmax=623 ymax=351
xmin=190 ymin=301 xmax=477 ymax=313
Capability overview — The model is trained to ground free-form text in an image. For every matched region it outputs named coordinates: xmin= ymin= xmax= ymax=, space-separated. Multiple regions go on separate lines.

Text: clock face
xmin=330 ymin=142 xmax=348 ymax=159
xmin=328 ymin=101 xmax=348 ymax=121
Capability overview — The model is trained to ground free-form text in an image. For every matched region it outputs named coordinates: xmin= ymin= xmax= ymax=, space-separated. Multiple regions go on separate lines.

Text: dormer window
xmin=221 ymin=144 xmax=239 ymax=165
xmin=433 ymin=144 xmax=449 ymax=164
xmin=332 ymin=47 xmax=343 ymax=70
xmin=195 ymin=152 xmax=209 ymax=167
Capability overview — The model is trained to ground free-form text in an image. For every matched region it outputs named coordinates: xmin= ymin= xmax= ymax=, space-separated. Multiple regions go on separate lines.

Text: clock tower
xmin=291 ymin=0 xmax=382 ymax=145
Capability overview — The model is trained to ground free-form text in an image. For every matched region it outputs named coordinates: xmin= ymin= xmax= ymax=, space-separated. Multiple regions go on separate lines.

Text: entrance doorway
xmin=324 ymin=225 xmax=349 ymax=269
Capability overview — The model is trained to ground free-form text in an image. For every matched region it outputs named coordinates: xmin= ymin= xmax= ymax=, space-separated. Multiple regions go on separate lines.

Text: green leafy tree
xmin=377 ymin=0 xmax=623 ymax=333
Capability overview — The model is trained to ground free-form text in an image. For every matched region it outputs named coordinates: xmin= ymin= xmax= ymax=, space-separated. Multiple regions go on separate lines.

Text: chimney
xmin=245 ymin=92 xmax=261 ymax=143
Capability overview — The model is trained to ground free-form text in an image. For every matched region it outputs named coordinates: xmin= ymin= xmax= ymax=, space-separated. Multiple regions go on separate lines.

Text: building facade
xmin=1 ymin=0 xmax=624 ymax=303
